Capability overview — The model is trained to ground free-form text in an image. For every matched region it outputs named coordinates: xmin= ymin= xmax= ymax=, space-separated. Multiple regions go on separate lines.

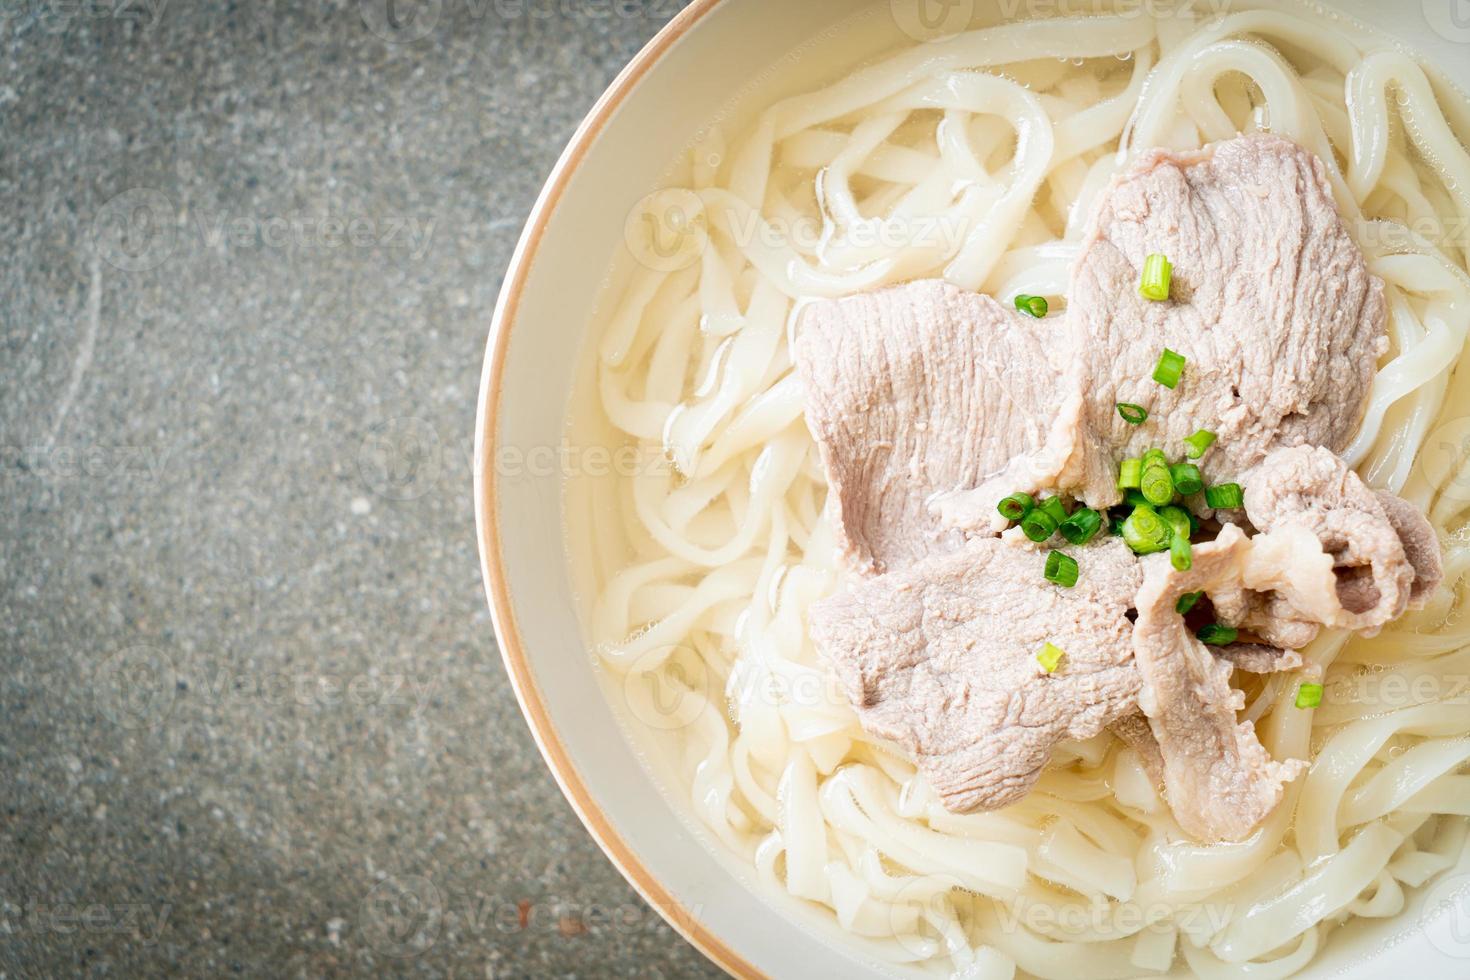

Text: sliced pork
xmin=793 ymin=279 xmax=1073 ymax=575
xmin=793 ymin=133 xmax=1439 ymax=843
xmin=940 ymin=133 xmax=1387 ymax=521
xmin=808 ymin=536 xmax=1142 ymax=812
xmin=1241 ymin=445 xmax=1442 ymax=633
xmin=1132 ymin=525 xmax=1308 ymax=842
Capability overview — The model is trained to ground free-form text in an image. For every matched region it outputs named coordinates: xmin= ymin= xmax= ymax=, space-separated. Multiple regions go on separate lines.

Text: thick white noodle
xmin=585 ymin=4 xmax=1470 ymax=976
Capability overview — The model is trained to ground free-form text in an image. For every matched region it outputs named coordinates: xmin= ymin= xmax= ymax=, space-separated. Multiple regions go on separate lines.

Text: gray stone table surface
xmin=0 ymin=1 xmax=721 ymax=976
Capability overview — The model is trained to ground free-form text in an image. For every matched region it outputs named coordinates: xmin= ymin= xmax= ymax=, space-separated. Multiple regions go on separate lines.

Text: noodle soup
xmin=568 ymin=2 xmax=1470 ymax=975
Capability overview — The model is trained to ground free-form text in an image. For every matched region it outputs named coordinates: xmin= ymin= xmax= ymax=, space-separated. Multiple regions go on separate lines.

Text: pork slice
xmin=1213 ymin=642 xmax=1303 ymax=674
xmin=1376 ymin=490 xmax=1444 ymax=606
xmin=793 ymin=279 xmax=1070 ymax=575
xmin=808 ymin=536 xmax=1142 ymax=812
xmin=940 ymin=133 xmax=1387 ymax=520
xmin=1241 ymin=445 xmax=1442 ymax=633
xmin=1209 ymin=586 xmax=1322 ymax=652
xmin=1132 ymin=525 xmax=1308 ymax=842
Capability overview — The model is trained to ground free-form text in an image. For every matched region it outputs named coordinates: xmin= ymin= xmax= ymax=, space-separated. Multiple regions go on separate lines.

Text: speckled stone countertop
xmin=0 ymin=1 xmax=720 ymax=975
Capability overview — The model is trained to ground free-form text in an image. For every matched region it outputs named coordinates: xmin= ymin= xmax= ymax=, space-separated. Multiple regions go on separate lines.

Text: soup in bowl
xmin=477 ymin=0 xmax=1470 ymax=975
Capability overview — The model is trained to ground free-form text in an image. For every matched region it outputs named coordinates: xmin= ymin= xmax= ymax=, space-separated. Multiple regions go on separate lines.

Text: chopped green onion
xmin=1059 ymin=507 xmax=1103 ymax=546
xmin=1197 ymin=623 xmax=1238 ymax=645
xmin=1176 ymin=590 xmax=1203 ymax=615
xmin=1036 ymin=642 xmax=1065 ymax=673
xmin=1040 ymin=496 xmax=1068 ymax=523
xmin=1122 ymin=506 xmax=1172 ymax=555
xmin=1295 ymin=682 xmax=1324 ymax=709
xmin=1117 ymin=402 xmax=1148 ymax=426
xmin=1204 ymin=482 xmax=1244 ymax=510
xmin=1170 ymin=533 xmax=1192 ymax=571
xmin=1152 ymin=348 xmax=1186 ymax=389
xmin=1021 ymin=509 xmax=1059 ymax=542
xmin=1183 ymin=429 xmax=1217 ymax=459
xmin=1118 ymin=458 xmax=1143 ymax=490
xmin=1141 ymin=447 xmax=1167 ymax=467
xmin=997 ymin=493 xmax=1034 ymax=522
xmin=1139 ymin=253 xmax=1173 ymax=301
xmin=1124 ymin=488 xmax=1151 ymax=508
xmin=1159 ymin=506 xmax=1192 ymax=540
xmin=1141 ymin=462 xmax=1175 ymax=506
xmin=1045 ymin=550 xmax=1079 ymax=588
xmin=1170 ymin=462 xmax=1204 ymax=495
xmin=1014 ymin=294 xmax=1049 ymax=318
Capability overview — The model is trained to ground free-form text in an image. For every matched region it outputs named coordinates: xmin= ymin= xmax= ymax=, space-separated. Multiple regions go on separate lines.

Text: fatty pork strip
xmin=1236 ymin=445 xmax=1443 ymax=635
xmin=808 ymin=537 xmax=1143 ymax=812
xmin=1132 ymin=525 xmax=1309 ymax=842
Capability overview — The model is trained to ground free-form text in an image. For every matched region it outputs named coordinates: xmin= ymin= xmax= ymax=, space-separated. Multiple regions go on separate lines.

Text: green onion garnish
xmin=1014 ymin=294 xmax=1049 ymax=318
xmin=1139 ymin=253 xmax=1172 ymax=301
xmin=1141 ymin=461 xmax=1175 ymax=507
xmin=1183 ymin=429 xmax=1217 ymax=459
xmin=1295 ymin=682 xmax=1324 ymax=709
xmin=1152 ymin=348 xmax=1185 ymax=389
xmin=1159 ymin=506 xmax=1192 ymax=540
xmin=1118 ymin=458 xmax=1143 ymax=490
xmin=1204 ymin=482 xmax=1244 ymax=509
xmin=997 ymin=493 xmax=1034 ymax=522
xmin=1170 ymin=534 xmax=1192 ymax=571
xmin=1036 ymin=642 xmax=1065 ymax=673
xmin=1045 ymin=550 xmax=1079 ymax=588
xmin=1196 ymin=623 xmax=1237 ymax=645
xmin=1175 ymin=591 xmax=1203 ymax=615
xmin=1123 ymin=488 xmax=1150 ymax=508
xmin=1122 ymin=506 xmax=1172 ymax=555
xmin=1021 ymin=509 xmax=1059 ymax=542
xmin=1117 ymin=403 xmax=1148 ymax=425
xmin=1040 ymin=496 xmax=1068 ymax=523
xmin=1169 ymin=462 xmax=1204 ymax=496
xmin=1059 ymin=507 xmax=1102 ymax=546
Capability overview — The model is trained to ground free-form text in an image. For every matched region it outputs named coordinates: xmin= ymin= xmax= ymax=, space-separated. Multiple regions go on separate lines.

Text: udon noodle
xmin=584 ymin=3 xmax=1470 ymax=976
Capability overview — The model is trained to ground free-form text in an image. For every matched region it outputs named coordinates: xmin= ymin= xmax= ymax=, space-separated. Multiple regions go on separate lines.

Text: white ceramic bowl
xmin=475 ymin=1 xmax=1470 ymax=975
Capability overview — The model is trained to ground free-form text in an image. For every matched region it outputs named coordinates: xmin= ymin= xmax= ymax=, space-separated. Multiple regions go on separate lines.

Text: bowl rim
xmin=471 ymin=0 xmax=758 ymax=976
